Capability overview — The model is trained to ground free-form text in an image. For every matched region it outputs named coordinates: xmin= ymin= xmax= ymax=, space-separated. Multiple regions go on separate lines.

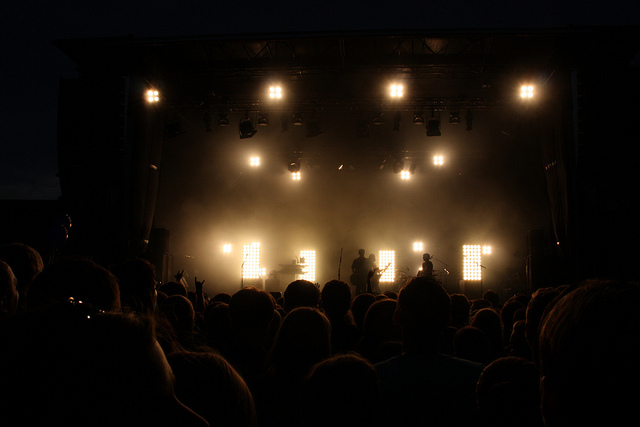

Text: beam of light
xmin=291 ymin=171 xmax=301 ymax=180
xmin=390 ymin=84 xmax=403 ymax=98
xmin=250 ymin=157 xmax=260 ymax=167
xmin=433 ymin=155 xmax=444 ymax=166
xmin=242 ymin=242 xmax=261 ymax=279
xmin=463 ymin=245 xmax=482 ymax=281
xmin=378 ymin=250 xmax=395 ymax=283
xmin=400 ymin=170 xmax=411 ymax=180
xmin=269 ymin=86 xmax=283 ymax=99
xmin=222 ymin=243 xmax=232 ymax=253
xmin=300 ymin=250 xmax=316 ymax=282
xmin=482 ymin=245 xmax=492 ymax=255
xmin=520 ymin=85 xmax=534 ymax=99
xmin=146 ymin=89 xmax=159 ymax=103
xmin=413 ymin=242 xmax=423 ymax=252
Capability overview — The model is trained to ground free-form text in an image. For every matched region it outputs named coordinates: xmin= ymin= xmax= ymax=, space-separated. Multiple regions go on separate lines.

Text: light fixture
xmin=242 ymin=242 xmax=261 ymax=279
xmin=218 ymin=113 xmax=229 ymax=127
xmin=239 ymin=115 xmax=257 ymax=139
xmin=258 ymin=113 xmax=269 ymax=126
xmin=400 ymin=170 xmax=411 ymax=180
xmin=413 ymin=111 xmax=425 ymax=125
xmin=482 ymin=246 xmax=492 ymax=255
xmin=413 ymin=242 xmax=423 ymax=252
xmin=378 ymin=250 xmax=395 ymax=283
xmin=463 ymin=245 xmax=482 ymax=281
xmin=426 ymin=112 xmax=441 ymax=136
xmin=250 ymin=157 xmax=260 ymax=167
xmin=299 ymin=250 xmax=316 ymax=282
xmin=269 ymin=86 xmax=283 ymax=99
xmin=222 ymin=243 xmax=232 ymax=253
xmin=390 ymin=84 xmax=403 ymax=98
xmin=520 ymin=85 xmax=534 ymax=99
xmin=288 ymin=161 xmax=300 ymax=173
xmin=449 ymin=111 xmax=461 ymax=124
xmin=372 ymin=112 xmax=384 ymax=125
xmin=291 ymin=171 xmax=301 ymax=180
xmin=292 ymin=114 xmax=304 ymax=125
xmin=146 ymin=89 xmax=159 ymax=103
xmin=433 ymin=155 xmax=444 ymax=166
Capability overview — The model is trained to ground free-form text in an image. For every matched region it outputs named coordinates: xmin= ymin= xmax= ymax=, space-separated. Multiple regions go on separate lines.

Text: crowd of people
xmin=1 ymin=241 xmax=638 ymax=426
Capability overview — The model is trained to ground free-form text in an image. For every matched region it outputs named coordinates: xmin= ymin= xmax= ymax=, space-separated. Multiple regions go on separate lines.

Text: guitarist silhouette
xmin=367 ymin=256 xmax=392 ymax=295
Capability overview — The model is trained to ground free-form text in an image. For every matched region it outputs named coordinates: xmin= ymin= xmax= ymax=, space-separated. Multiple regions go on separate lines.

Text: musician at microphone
xmin=417 ymin=253 xmax=434 ymax=279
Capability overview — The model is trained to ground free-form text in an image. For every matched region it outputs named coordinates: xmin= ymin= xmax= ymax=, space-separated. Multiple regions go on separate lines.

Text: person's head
xmin=0 ymin=260 xmax=19 ymax=316
xmin=394 ymin=277 xmax=451 ymax=352
xmin=422 ymin=253 xmax=430 ymax=262
xmin=482 ymin=290 xmax=500 ymax=308
xmin=538 ymin=279 xmax=640 ymax=426
xmin=159 ymin=295 xmax=196 ymax=334
xmin=228 ymin=286 xmax=275 ymax=345
xmin=167 ymin=351 xmax=256 ymax=427
xmin=351 ymin=293 xmax=376 ymax=330
xmin=28 ymin=257 xmax=120 ymax=312
xmin=454 ymin=326 xmax=490 ymax=365
xmin=476 ymin=357 xmax=542 ymax=427
xmin=302 ymin=353 xmax=379 ymax=427
xmin=269 ymin=307 xmax=331 ymax=378
xmin=321 ymin=280 xmax=352 ymax=320
xmin=283 ymin=279 xmax=320 ymax=313
xmin=110 ymin=257 xmax=157 ymax=315
xmin=158 ymin=281 xmax=187 ymax=297
xmin=358 ymin=249 xmax=365 ymax=257
xmin=0 ymin=302 xmax=207 ymax=426
xmin=525 ymin=286 xmax=561 ymax=366
xmin=368 ymin=254 xmax=376 ymax=262
xmin=450 ymin=293 xmax=471 ymax=329
xmin=362 ymin=298 xmax=400 ymax=344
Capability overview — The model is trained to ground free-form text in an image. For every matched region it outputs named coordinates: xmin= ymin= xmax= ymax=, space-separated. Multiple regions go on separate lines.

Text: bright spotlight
xmin=222 ymin=243 xmax=232 ymax=253
xmin=378 ymin=250 xmax=395 ymax=283
xmin=390 ymin=84 xmax=403 ymax=98
xmin=413 ymin=242 xmax=423 ymax=252
xmin=521 ymin=85 xmax=534 ymax=99
xmin=269 ymin=86 xmax=283 ymax=99
xmin=400 ymin=170 xmax=411 ymax=180
xmin=250 ymin=157 xmax=260 ymax=167
xmin=434 ymin=155 xmax=444 ymax=166
xmin=146 ymin=90 xmax=159 ymax=103
xmin=463 ymin=245 xmax=482 ymax=281
xmin=242 ymin=242 xmax=261 ymax=279
xmin=300 ymin=250 xmax=316 ymax=282
xmin=291 ymin=171 xmax=301 ymax=180
xmin=482 ymin=245 xmax=492 ymax=255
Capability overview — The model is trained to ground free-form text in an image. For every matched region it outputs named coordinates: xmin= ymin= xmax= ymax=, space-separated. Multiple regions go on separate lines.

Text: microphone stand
xmin=430 ymin=255 xmax=450 ymax=288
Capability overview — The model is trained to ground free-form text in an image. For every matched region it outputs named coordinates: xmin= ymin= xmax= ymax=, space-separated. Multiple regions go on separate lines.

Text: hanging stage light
xmin=426 ymin=114 xmax=441 ymax=136
xmin=413 ymin=111 xmax=425 ymax=125
xmin=239 ymin=117 xmax=257 ymax=139
xmin=449 ymin=111 xmax=461 ymax=124
xmin=218 ymin=113 xmax=229 ymax=126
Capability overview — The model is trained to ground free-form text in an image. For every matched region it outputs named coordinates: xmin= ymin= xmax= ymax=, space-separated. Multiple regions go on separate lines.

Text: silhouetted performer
xmin=417 ymin=253 xmax=433 ymax=279
xmin=350 ymin=249 xmax=371 ymax=296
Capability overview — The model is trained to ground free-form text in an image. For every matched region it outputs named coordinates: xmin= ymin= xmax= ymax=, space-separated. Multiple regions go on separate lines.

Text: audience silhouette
xmin=0 ymin=239 xmax=635 ymax=427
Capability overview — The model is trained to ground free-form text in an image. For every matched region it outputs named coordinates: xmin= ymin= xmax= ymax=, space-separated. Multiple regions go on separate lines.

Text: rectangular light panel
xmin=299 ymin=250 xmax=316 ymax=282
xmin=242 ymin=242 xmax=261 ymax=279
xmin=378 ymin=250 xmax=395 ymax=283
xmin=463 ymin=245 xmax=482 ymax=280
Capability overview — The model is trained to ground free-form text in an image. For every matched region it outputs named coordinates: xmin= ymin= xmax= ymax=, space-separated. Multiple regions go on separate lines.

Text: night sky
xmin=2 ymin=1 xmax=639 ymax=200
